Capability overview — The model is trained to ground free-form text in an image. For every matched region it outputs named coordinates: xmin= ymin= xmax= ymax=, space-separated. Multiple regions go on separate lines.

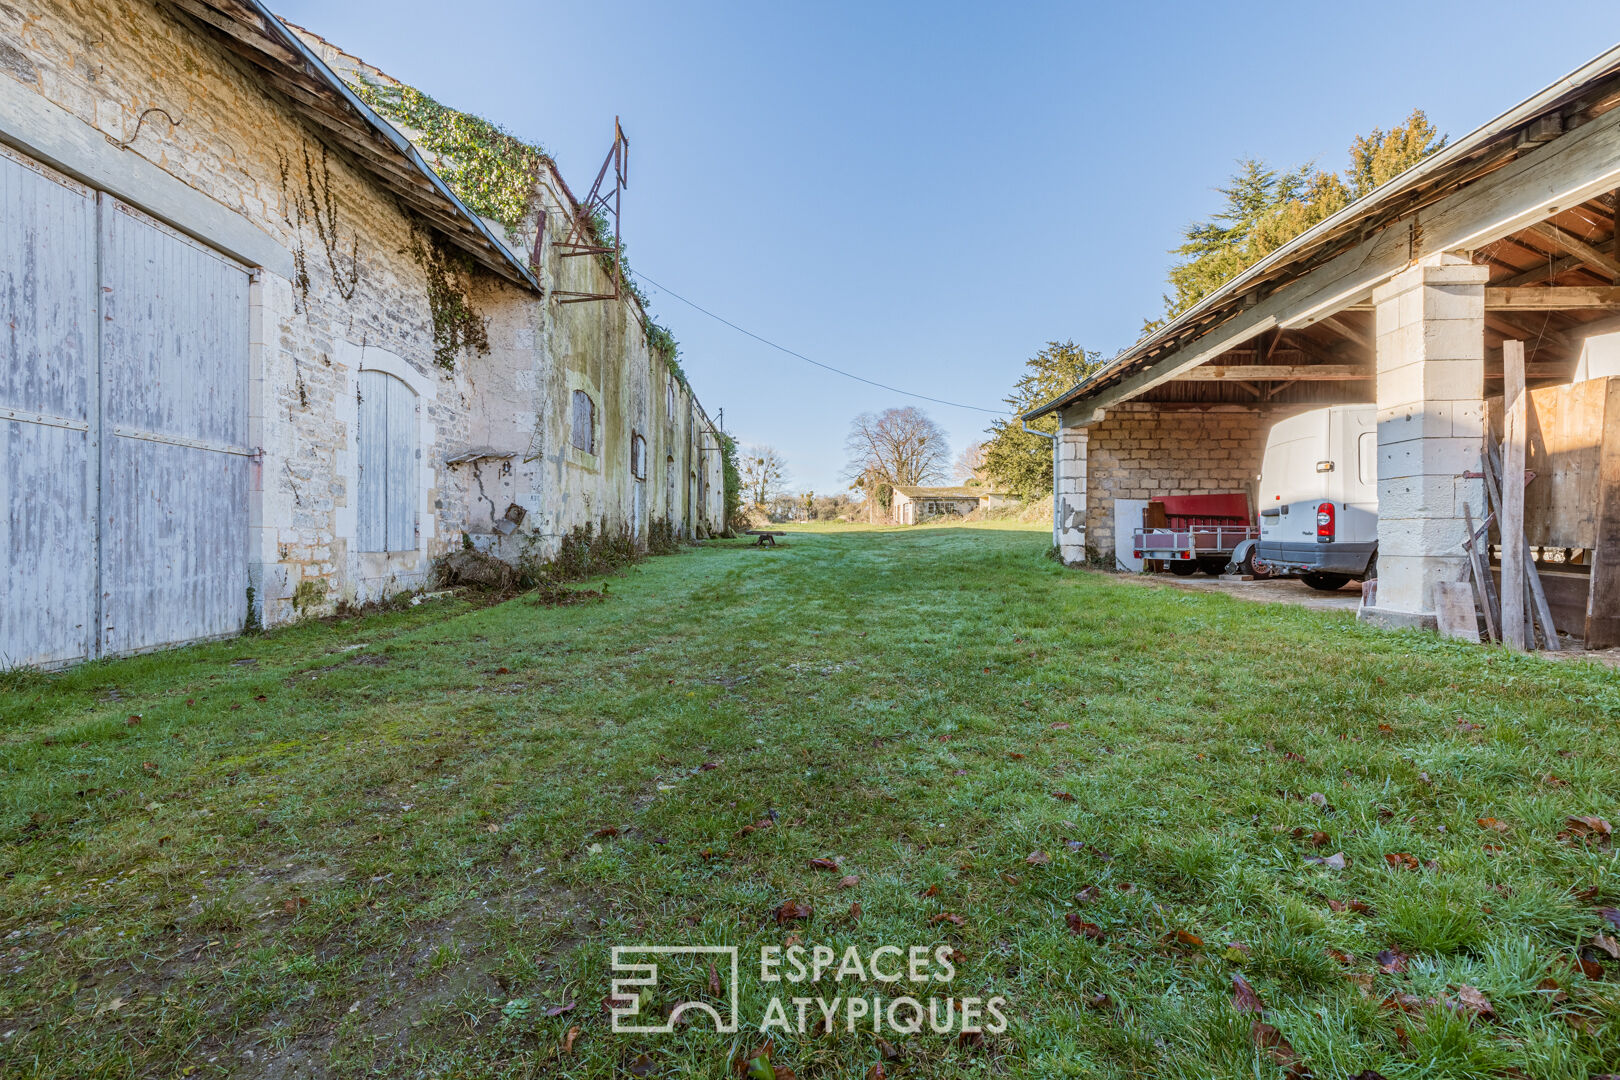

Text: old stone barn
xmin=1030 ymin=45 xmax=1620 ymax=644
xmin=0 ymin=0 xmax=727 ymax=669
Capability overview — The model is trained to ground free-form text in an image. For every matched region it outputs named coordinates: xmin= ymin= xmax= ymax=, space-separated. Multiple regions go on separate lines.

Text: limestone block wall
xmin=1080 ymin=404 xmax=1275 ymax=560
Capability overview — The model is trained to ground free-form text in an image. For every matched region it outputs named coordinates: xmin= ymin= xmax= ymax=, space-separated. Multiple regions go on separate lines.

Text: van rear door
xmin=1258 ymin=411 xmax=1328 ymax=547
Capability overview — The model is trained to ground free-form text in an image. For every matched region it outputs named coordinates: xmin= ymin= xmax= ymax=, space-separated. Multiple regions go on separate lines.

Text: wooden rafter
xmin=1526 ymin=222 xmax=1620 ymax=280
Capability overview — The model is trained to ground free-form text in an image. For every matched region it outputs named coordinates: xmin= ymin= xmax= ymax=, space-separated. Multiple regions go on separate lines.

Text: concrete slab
xmin=1106 ymin=571 xmax=1363 ymax=613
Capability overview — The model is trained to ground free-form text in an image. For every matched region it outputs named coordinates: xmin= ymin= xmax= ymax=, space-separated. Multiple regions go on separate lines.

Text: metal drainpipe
xmin=1023 ymin=421 xmax=1059 ymax=546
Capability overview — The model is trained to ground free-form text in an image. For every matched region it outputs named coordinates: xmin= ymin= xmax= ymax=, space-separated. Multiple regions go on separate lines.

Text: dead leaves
xmin=1304 ymin=852 xmax=1347 ymax=870
xmin=1325 ymin=898 xmax=1374 ymax=915
xmin=1383 ymin=852 xmax=1420 ymax=871
xmin=1050 ymin=791 xmax=1076 ymax=803
xmin=281 ymin=895 xmax=310 ymax=915
xmin=1250 ymin=1021 xmax=1308 ymax=1078
xmin=1559 ymin=816 xmax=1613 ymax=844
xmin=807 ymin=857 xmax=840 ymax=872
xmin=560 ymin=1025 xmax=580 ymax=1055
xmin=839 ymin=874 xmax=860 ymax=889
xmin=1376 ymin=948 xmax=1409 ymax=974
xmin=1476 ymin=816 xmax=1510 ymax=833
xmin=739 ymin=817 xmax=775 ymax=837
xmin=1065 ymin=913 xmax=1105 ymax=941
xmin=1024 ymin=850 xmax=1050 ymax=866
xmin=772 ymin=900 xmax=812 ymax=925
xmin=1232 ymin=973 xmax=1263 ymax=1013
xmin=929 ymin=912 xmax=966 ymax=927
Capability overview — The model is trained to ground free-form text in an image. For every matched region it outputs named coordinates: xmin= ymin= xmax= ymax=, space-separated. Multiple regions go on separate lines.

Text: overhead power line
xmin=628 ymin=270 xmax=1007 ymax=416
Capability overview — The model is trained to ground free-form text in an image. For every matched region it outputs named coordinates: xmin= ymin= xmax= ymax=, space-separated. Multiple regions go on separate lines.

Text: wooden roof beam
xmin=1172 ymin=364 xmax=1369 ymax=381
xmin=1525 ymin=221 xmax=1620 ymax=280
xmin=1485 ymin=286 xmax=1620 ymax=309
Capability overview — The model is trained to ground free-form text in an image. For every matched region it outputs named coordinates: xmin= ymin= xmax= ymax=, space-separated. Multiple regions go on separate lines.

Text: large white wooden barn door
xmin=0 ymin=148 xmax=98 ymax=667
xmin=97 ymin=198 xmax=250 ymax=656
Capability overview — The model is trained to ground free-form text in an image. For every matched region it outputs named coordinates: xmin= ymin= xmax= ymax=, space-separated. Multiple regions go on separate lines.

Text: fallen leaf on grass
xmin=1535 ymin=978 xmax=1568 ymax=1002
xmin=545 ymin=1001 xmax=576 ymax=1017
xmin=1050 ymin=723 xmax=1070 ymax=730
xmin=1309 ymin=831 xmax=1331 ymax=847
xmin=1591 ymin=934 xmax=1620 ymax=959
xmin=839 ymin=875 xmax=860 ymax=889
xmin=1232 ymin=974 xmax=1263 ymax=1013
xmin=1249 ymin=1020 xmax=1306 ymax=1075
xmin=865 ymin=1067 xmax=886 ymax=1080
xmin=1065 ymin=914 xmax=1105 ymax=941
xmin=1599 ymin=906 xmax=1620 ymax=929
xmin=1384 ymin=852 xmax=1420 ymax=871
xmin=848 ymin=902 xmax=862 ymax=920
xmin=1305 ymin=852 xmax=1347 ymax=869
xmin=1560 ymin=816 xmax=1613 ymax=843
xmin=126 ymin=715 xmax=141 ymax=726
xmin=957 ymin=1030 xmax=983 ymax=1049
xmin=919 ymin=884 xmax=940 ymax=898
xmin=876 ymin=1036 xmax=902 ymax=1060
xmin=1477 ymin=817 xmax=1510 ymax=833
xmin=808 ymin=858 xmax=840 ymax=871
xmin=561 ymin=1025 xmax=580 ymax=1055
xmin=1325 ymin=948 xmax=1353 ymax=966
xmin=1074 ymin=886 xmax=1100 ymax=903
xmin=1085 ymin=992 xmax=1112 ymax=1009
xmin=930 ymin=912 xmax=965 ymax=926
xmin=1376 ymin=948 xmax=1409 ymax=974
xmin=773 ymin=901 xmax=812 ymax=925
xmin=1163 ymin=930 xmax=1204 ymax=950
xmin=1025 ymin=851 xmax=1050 ymax=866
xmin=484 ymin=823 xmax=501 ymax=834
xmin=1050 ymin=791 xmax=1076 ymax=802
xmin=1007 ymin=752 xmax=1025 ymax=760
xmin=1455 ymin=984 xmax=1494 ymax=1018
xmin=1574 ymin=955 xmax=1604 ymax=980
xmin=699 ymin=761 xmax=720 ymax=771
xmin=282 ymin=896 xmax=310 ymax=915
xmin=591 ymin=826 xmax=620 ymax=839
xmin=1308 ymin=792 xmax=1328 ymax=808
xmin=1223 ymin=942 xmax=1251 ymax=963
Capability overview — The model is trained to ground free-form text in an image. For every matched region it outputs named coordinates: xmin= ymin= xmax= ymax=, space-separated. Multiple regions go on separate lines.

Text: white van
xmin=1231 ymin=404 xmax=1379 ymax=591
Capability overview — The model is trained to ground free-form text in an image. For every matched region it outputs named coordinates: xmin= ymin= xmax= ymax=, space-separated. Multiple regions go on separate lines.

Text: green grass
xmin=2 ymin=522 xmax=1618 ymax=1078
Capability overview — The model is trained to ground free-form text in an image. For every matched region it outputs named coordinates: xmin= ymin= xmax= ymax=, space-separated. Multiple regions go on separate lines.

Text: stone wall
xmin=1079 ymin=404 xmax=1278 ymax=560
xmin=3 ymin=0 xmax=727 ymax=636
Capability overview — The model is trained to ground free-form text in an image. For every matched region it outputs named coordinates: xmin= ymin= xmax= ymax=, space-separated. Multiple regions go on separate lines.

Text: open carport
xmin=1028 ymin=45 xmax=1620 ymax=646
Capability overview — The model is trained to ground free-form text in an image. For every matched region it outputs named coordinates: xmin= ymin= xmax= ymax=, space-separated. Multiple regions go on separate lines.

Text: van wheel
xmin=1242 ymin=549 xmax=1272 ymax=579
xmin=1302 ymin=572 xmax=1351 ymax=591
xmin=1168 ymin=560 xmax=1199 ymax=576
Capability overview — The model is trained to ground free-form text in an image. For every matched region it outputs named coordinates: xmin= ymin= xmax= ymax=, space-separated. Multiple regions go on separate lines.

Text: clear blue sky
xmin=278 ymin=1 xmax=1620 ymax=495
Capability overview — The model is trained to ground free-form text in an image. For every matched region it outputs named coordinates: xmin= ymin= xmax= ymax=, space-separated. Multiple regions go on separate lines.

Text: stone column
xmin=1056 ymin=417 xmax=1089 ymax=564
xmin=1361 ymin=254 xmax=1487 ymax=629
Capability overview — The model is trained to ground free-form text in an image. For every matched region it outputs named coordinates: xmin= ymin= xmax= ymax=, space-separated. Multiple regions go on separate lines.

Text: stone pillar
xmin=1361 ymin=254 xmax=1487 ymax=629
xmin=1056 ymin=417 xmax=1089 ymax=564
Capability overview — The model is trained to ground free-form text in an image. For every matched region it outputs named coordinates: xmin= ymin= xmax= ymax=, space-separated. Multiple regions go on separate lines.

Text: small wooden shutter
xmin=571 ymin=390 xmax=594 ymax=452
xmin=385 ymin=375 xmax=417 ymax=551
xmin=356 ymin=370 xmax=417 ymax=553
xmin=356 ymin=371 xmax=388 ymax=552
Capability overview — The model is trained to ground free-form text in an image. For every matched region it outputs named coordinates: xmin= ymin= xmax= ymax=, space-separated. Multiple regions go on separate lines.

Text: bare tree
xmin=740 ymin=444 xmax=789 ymax=507
xmin=844 ymin=407 xmax=951 ymax=492
xmin=954 ymin=441 xmax=988 ymax=483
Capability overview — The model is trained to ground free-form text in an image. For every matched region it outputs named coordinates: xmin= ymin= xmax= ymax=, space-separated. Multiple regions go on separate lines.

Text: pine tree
xmin=981 ymin=341 xmax=1104 ymax=499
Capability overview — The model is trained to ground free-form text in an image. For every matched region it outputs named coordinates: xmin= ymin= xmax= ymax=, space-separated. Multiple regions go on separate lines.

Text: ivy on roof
xmin=350 ymin=74 xmax=551 ymax=233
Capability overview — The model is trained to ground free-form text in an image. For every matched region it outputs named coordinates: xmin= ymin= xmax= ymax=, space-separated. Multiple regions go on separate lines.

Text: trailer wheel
xmin=1168 ymin=559 xmax=1199 ymax=576
xmin=1302 ymin=572 xmax=1351 ymax=591
xmin=1198 ymin=557 xmax=1229 ymax=576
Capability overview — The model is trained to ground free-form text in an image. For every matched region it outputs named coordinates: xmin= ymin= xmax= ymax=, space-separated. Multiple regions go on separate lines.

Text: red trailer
xmin=1131 ymin=493 xmax=1259 ymax=576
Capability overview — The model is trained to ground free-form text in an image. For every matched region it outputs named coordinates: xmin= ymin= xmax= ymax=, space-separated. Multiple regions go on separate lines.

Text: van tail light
xmin=1316 ymin=502 xmax=1335 ymax=541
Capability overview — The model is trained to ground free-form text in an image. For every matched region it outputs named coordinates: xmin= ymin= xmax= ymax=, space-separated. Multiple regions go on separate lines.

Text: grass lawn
xmin=2 ymin=522 xmax=1618 ymax=1079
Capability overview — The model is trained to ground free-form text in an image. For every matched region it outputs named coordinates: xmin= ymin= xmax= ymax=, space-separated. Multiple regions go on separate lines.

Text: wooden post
xmin=1587 ymin=378 xmax=1620 ymax=648
xmin=1501 ymin=341 xmax=1528 ymax=651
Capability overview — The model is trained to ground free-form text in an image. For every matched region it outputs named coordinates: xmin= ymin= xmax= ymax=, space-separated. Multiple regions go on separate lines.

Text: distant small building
xmin=889 ymin=486 xmax=1014 ymax=524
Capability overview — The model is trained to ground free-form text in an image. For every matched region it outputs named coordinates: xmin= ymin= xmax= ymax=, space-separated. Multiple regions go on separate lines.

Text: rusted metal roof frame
xmin=160 ymin=0 xmax=540 ymax=291
xmin=1025 ymin=43 xmax=1620 ymax=421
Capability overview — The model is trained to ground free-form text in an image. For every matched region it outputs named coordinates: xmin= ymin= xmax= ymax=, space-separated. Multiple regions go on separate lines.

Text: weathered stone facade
xmin=2 ymin=0 xmax=727 ymax=640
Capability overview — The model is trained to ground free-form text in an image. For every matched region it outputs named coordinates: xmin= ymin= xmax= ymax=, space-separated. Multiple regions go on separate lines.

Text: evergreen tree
xmin=1151 ymin=110 xmax=1445 ymax=328
xmin=981 ymin=341 xmax=1104 ymax=499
